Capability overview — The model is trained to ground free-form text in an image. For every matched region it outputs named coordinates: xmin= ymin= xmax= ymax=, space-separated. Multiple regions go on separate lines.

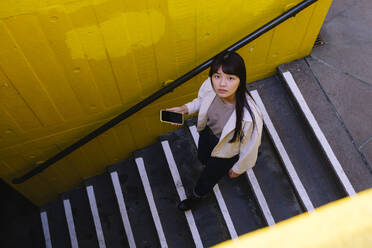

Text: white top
xmin=207 ymin=95 xmax=235 ymax=138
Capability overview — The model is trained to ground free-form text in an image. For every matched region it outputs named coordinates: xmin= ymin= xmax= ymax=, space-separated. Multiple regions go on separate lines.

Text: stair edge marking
xmin=161 ymin=140 xmax=204 ymax=248
xmin=188 ymin=125 xmax=238 ymax=239
xmin=281 ymin=71 xmax=356 ymax=196
xmin=246 ymin=169 xmax=276 ymax=226
xmin=135 ymin=157 xmax=168 ymax=248
xmin=86 ymin=185 xmax=107 ymax=248
xmin=63 ymin=199 xmax=79 ymax=248
xmin=250 ymin=90 xmax=315 ymax=212
xmin=110 ymin=171 xmax=137 ymax=248
xmin=40 ymin=211 xmax=53 ymax=248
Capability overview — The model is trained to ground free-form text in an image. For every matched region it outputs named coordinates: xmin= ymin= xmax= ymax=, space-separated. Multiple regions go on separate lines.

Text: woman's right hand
xmin=166 ymin=105 xmax=188 ymax=126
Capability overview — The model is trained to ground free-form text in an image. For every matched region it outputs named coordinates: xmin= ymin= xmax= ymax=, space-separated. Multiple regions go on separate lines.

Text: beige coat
xmin=185 ymin=77 xmax=263 ymax=174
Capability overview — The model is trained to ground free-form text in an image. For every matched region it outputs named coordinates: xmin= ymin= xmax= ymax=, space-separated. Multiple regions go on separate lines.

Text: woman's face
xmin=211 ymin=67 xmax=240 ymax=103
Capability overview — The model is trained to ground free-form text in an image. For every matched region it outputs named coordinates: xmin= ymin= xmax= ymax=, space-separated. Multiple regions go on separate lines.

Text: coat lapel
xmin=219 ymin=109 xmax=236 ymax=142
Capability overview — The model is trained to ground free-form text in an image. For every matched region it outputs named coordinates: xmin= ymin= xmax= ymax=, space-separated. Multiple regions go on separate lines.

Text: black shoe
xmin=177 ymin=196 xmax=200 ymax=211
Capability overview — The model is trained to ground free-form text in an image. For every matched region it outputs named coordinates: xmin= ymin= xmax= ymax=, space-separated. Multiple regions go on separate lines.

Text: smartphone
xmin=160 ymin=110 xmax=184 ymax=125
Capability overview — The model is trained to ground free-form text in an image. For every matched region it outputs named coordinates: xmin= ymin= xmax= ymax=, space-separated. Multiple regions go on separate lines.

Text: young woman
xmin=167 ymin=52 xmax=263 ymax=211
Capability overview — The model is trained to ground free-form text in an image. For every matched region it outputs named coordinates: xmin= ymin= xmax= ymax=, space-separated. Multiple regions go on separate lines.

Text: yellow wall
xmin=214 ymin=187 xmax=372 ymax=248
xmin=0 ymin=0 xmax=332 ymax=205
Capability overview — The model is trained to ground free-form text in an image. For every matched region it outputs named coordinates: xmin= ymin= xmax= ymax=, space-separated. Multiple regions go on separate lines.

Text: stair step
xmin=250 ymin=89 xmax=315 ymax=212
xmin=62 ymin=187 xmax=100 ymax=248
xmin=188 ymin=125 xmax=264 ymax=236
xmin=245 ymin=169 xmax=275 ymax=226
xmin=134 ymin=156 xmax=168 ymax=248
xmin=250 ymin=129 xmax=304 ymax=222
xmin=250 ymin=76 xmax=347 ymax=208
xmin=38 ymin=67 xmax=361 ymax=248
xmin=110 ymin=171 xmax=136 ymax=248
xmin=40 ymin=200 xmax=70 ymax=248
xmin=217 ymin=167 xmax=267 ymax=233
xmin=278 ymin=60 xmax=372 ymax=191
xmin=85 ymin=173 xmax=129 ymax=248
xmin=160 ymin=140 xmax=203 ymax=248
xmin=158 ymin=126 xmax=231 ymax=246
xmin=108 ymin=158 xmax=161 ymax=248
xmin=134 ymin=143 xmax=196 ymax=248
xmin=40 ymin=211 xmax=52 ymax=248
xmin=62 ymin=199 xmax=79 ymax=248
xmin=280 ymin=70 xmax=356 ymax=196
xmin=86 ymin=185 xmax=106 ymax=248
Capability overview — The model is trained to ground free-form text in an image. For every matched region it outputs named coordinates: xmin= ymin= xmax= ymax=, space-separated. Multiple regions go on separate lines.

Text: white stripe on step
xmin=86 ymin=185 xmax=106 ymax=248
xmin=246 ymin=170 xmax=275 ymax=226
xmin=110 ymin=171 xmax=137 ymax=248
xmin=63 ymin=199 xmax=79 ymax=248
xmin=135 ymin=157 xmax=168 ymax=248
xmin=250 ymin=90 xmax=315 ymax=212
xmin=190 ymin=119 xmax=275 ymax=226
xmin=212 ymin=184 xmax=238 ymax=239
xmin=40 ymin=211 xmax=52 ymax=248
xmin=188 ymin=126 xmax=238 ymax=239
xmin=161 ymin=140 xmax=204 ymax=248
xmin=281 ymin=71 xmax=356 ymax=196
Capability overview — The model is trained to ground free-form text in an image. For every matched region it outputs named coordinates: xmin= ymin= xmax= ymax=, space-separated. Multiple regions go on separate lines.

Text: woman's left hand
xmin=228 ymin=169 xmax=240 ymax=178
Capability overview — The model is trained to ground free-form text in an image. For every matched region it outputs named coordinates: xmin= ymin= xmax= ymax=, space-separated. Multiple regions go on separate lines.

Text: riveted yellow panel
xmin=0 ymin=20 xmax=63 ymax=127
xmin=0 ymin=69 xmax=41 ymax=132
xmin=0 ymin=0 xmax=333 ymax=205
xmin=4 ymin=15 xmax=85 ymax=121
xmin=37 ymin=5 xmax=106 ymax=115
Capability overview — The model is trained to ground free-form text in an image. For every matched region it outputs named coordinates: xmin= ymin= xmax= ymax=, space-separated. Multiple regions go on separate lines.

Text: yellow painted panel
xmin=96 ymin=127 xmax=129 ymax=165
xmin=267 ymin=4 xmax=316 ymax=62
xmin=2 ymin=156 xmax=57 ymax=203
xmin=17 ymin=143 xmax=74 ymax=193
xmin=0 ymin=108 xmax=23 ymax=148
xmin=0 ymin=21 xmax=62 ymax=127
xmin=0 ymin=67 xmax=41 ymax=132
xmin=58 ymin=148 xmax=85 ymax=185
xmin=112 ymin=123 xmax=136 ymax=159
xmin=65 ymin=1 xmax=122 ymax=108
xmin=90 ymin=0 xmax=146 ymax=105
xmin=121 ymin=0 xmax=162 ymax=98
xmin=168 ymin=0 xmax=196 ymax=75
xmin=4 ymin=15 xmax=85 ymax=121
xmin=37 ymin=6 xmax=105 ymax=114
xmin=47 ymin=158 xmax=83 ymax=191
xmin=0 ymin=0 xmax=333 ymax=205
xmin=0 ymin=105 xmax=121 ymax=149
xmin=214 ymin=188 xmax=372 ymax=248
xmin=128 ymin=113 xmax=153 ymax=150
xmin=147 ymin=0 xmax=179 ymax=83
xmin=300 ymin=0 xmax=333 ymax=55
xmin=15 ymin=138 xmax=83 ymax=193
xmin=79 ymin=138 xmax=108 ymax=177
xmin=196 ymin=0 xmax=226 ymax=63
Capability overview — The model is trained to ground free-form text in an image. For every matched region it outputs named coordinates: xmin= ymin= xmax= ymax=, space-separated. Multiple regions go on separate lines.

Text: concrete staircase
xmin=39 ymin=63 xmax=359 ymax=248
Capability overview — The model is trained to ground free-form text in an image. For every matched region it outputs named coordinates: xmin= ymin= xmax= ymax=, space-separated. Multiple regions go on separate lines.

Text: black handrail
xmin=12 ymin=0 xmax=317 ymax=184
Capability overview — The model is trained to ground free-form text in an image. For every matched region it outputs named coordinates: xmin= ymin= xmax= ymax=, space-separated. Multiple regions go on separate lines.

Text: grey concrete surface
xmin=361 ymin=141 xmax=372 ymax=166
xmin=306 ymin=0 xmax=372 ymax=169
xmin=304 ymin=56 xmax=372 ymax=147
xmin=278 ymin=59 xmax=372 ymax=192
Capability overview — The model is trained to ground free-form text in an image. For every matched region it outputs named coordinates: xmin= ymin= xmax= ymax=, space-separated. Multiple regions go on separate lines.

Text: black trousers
xmin=194 ymin=126 xmax=239 ymax=197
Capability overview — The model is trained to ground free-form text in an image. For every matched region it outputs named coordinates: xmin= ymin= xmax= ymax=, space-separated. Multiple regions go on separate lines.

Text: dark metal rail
xmin=12 ymin=0 xmax=318 ymax=184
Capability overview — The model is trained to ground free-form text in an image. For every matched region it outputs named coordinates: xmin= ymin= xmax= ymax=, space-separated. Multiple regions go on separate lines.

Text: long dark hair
xmin=209 ymin=51 xmax=256 ymax=143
